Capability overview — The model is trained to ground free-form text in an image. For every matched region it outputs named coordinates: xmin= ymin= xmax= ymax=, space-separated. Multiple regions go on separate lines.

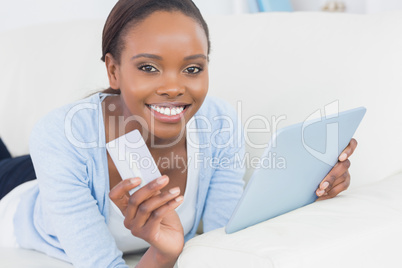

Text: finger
xmin=339 ymin=138 xmax=358 ymax=161
xmin=124 ymin=175 xmax=169 ymax=220
xmin=317 ymin=171 xmax=349 ymax=200
xmin=109 ymin=177 xmax=142 ymax=209
xmin=317 ymin=159 xmax=350 ymax=195
xmin=330 ymin=170 xmax=350 ymax=191
xmin=128 ymin=187 xmax=181 ymax=230
xmin=138 ymin=196 xmax=184 ymax=241
xmin=316 ymin=174 xmax=350 ymax=201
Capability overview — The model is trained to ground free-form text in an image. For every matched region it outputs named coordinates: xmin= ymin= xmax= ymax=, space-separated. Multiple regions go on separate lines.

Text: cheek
xmin=121 ymin=75 xmax=155 ymax=102
xmin=189 ymin=73 xmax=209 ymax=101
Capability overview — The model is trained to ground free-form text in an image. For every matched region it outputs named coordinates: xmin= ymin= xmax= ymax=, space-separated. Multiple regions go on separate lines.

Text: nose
xmin=156 ymin=74 xmax=185 ymax=98
xmin=156 ymin=87 xmax=185 ymax=98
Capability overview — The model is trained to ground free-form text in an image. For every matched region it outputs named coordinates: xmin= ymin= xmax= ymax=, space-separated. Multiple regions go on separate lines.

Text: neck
xmin=145 ymin=129 xmax=187 ymax=151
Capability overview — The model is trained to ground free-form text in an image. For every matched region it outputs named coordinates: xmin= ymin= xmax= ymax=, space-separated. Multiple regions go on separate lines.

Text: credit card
xmin=106 ymin=129 xmax=161 ymax=195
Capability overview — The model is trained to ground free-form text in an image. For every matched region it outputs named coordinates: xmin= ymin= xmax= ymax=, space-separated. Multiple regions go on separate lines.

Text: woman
xmin=0 ymin=0 xmax=356 ymax=267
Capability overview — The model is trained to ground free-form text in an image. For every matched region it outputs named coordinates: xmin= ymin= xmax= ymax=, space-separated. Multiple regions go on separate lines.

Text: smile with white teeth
xmin=149 ymin=104 xmax=186 ymax=116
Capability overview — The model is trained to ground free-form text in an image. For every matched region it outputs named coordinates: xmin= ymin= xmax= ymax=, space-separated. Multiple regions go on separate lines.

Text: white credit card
xmin=106 ymin=129 xmax=161 ymax=195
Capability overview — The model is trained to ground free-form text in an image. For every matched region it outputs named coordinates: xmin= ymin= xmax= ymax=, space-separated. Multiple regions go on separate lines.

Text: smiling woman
xmin=0 ymin=1 xmax=245 ymax=268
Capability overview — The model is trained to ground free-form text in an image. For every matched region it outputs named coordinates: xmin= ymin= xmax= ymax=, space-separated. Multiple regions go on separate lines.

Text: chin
xmin=147 ymin=125 xmax=186 ymax=148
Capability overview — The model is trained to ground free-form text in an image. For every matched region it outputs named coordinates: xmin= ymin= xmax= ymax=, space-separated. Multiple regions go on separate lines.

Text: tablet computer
xmin=225 ymin=106 xmax=366 ymax=234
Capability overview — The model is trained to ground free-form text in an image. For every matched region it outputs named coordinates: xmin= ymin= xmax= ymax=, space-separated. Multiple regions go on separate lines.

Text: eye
xmin=184 ymin=66 xmax=202 ymax=74
xmin=139 ymin=65 xmax=158 ymax=73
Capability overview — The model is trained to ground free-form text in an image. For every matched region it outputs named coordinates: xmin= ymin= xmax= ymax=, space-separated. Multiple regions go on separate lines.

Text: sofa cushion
xmin=0 ymin=20 xmax=108 ymax=157
xmin=204 ymin=12 xmax=402 ymax=187
xmin=178 ymin=171 xmax=402 ymax=268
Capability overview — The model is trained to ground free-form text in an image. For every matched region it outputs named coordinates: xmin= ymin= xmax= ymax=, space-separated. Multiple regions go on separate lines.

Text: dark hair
xmin=101 ymin=0 xmax=210 ymax=63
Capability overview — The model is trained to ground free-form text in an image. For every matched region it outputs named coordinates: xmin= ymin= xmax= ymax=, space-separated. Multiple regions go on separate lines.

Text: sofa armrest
xmin=178 ymin=172 xmax=402 ymax=268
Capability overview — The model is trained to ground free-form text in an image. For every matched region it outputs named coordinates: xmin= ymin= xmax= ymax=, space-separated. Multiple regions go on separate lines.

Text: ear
xmin=105 ymin=53 xmax=120 ymax=90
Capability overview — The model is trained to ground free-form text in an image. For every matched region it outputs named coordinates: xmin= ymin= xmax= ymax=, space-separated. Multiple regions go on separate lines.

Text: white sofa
xmin=1 ymin=10 xmax=402 ymax=267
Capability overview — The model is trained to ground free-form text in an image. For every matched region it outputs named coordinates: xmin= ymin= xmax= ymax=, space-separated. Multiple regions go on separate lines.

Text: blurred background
xmin=1 ymin=0 xmax=402 ymax=33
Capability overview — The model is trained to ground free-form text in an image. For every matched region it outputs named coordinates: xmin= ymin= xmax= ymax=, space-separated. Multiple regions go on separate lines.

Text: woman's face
xmin=106 ymin=11 xmax=209 ymax=146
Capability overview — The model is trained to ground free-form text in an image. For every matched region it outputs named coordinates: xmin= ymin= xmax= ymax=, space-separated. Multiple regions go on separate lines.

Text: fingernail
xmin=322 ymin=181 xmax=329 ymax=190
xmin=339 ymin=153 xmax=347 ymax=161
xmin=317 ymin=189 xmax=325 ymax=196
xmin=157 ymin=176 xmax=168 ymax=185
xmin=169 ymin=187 xmax=180 ymax=195
xmin=175 ymin=196 xmax=184 ymax=202
xmin=130 ymin=178 xmax=141 ymax=185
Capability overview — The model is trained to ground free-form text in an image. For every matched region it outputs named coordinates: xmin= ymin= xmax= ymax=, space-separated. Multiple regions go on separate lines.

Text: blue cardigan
xmin=14 ymin=93 xmax=245 ymax=268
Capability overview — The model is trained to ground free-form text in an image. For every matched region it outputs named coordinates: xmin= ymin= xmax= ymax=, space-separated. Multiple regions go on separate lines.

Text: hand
xmin=315 ymin=138 xmax=358 ymax=201
xmin=109 ymin=175 xmax=184 ymax=266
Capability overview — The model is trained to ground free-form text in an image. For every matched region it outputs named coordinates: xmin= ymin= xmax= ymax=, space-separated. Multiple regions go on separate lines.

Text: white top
xmin=107 ymin=118 xmax=199 ymax=253
xmin=108 ymin=117 xmax=199 ymax=253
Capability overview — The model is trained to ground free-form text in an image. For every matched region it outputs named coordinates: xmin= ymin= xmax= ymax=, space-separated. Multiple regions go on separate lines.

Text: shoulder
xmin=29 ymin=93 xmax=103 ymax=151
xmin=195 ymin=95 xmax=239 ymax=131
xmin=31 ymin=93 xmax=101 ymax=129
xmin=194 ymin=95 xmax=243 ymax=152
xmin=197 ymin=95 xmax=237 ymax=119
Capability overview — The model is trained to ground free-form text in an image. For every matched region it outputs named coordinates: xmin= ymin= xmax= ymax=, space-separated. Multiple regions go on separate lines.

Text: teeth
xmin=164 ymin=108 xmax=171 ymax=116
xmin=149 ymin=104 xmax=186 ymax=116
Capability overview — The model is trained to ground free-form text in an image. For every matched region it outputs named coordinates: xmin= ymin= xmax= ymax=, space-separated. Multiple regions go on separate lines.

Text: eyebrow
xmin=131 ymin=53 xmax=162 ymax=60
xmin=183 ymin=54 xmax=207 ymax=61
xmin=131 ymin=53 xmax=207 ymax=61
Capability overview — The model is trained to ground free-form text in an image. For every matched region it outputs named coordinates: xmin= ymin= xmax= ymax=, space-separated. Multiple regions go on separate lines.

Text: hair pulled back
xmin=101 ymin=0 xmax=210 ymax=64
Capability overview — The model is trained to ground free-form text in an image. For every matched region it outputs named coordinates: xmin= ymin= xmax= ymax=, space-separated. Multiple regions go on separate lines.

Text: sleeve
xmin=29 ymin=112 xmax=128 ymax=268
xmin=201 ymin=103 xmax=246 ymax=232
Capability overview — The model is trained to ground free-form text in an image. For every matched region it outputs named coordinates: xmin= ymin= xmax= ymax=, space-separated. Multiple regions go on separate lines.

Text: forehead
xmin=121 ymin=11 xmax=208 ymax=55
